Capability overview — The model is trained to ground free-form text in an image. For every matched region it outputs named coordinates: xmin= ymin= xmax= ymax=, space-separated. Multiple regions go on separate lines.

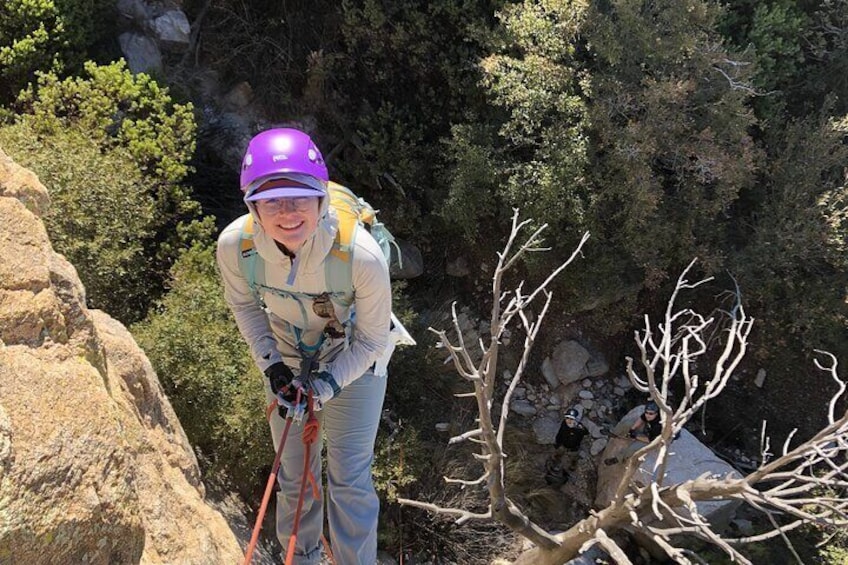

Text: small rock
xmin=580 ymin=399 xmax=594 ymax=410
xmin=586 ymin=358 xmax=609 ymax=377
xmin=549 ymin=396 xmax=560 ymax=406
xmin=582 ymin=379 xmax=592 ymax=388
xmin=533 ymin=415 xmax=561 ymax=444
xmin=510 ymin=400 xmax=537 ymax=417
xmin=435 ymin=423 xmax=450 ymax=433
xmin=503 ymin=369 xmax=513 ymax=382
xmin=572 ymin=405 xmax=585 ymax=421
xmin=541 ymin=357 xmax=559 ymax=389
xmin=754 ymin=368 xmax=766 ymax=388
xmin=513 ymin=387 xmax=525 ymax=399
xmin=582 ymin=418 xmax=602 ymax=439
xmin=153 ymin=10 xmax=191 ymax=52
xmin=578 ymin=390 xmax=594 ymax=400
xmin=590 ymin=438 xmax=608 ymax=456
xmin=613 ymin=387 xmax=625 ymax=396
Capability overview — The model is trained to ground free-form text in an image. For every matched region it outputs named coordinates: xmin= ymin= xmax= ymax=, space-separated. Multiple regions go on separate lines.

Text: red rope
xmin=243 ymin=388 xmax=336 ymax=565
xmin=285 ymin=392 xmax=321 ymax=565
xmin=241 ymin=389 xmax=300 ymax=565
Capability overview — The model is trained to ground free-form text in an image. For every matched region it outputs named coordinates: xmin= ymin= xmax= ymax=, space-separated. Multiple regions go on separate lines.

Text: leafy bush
xmin=438 ymin=0 xmax=593 ymax=300
xmin=585 ymin=0 xmax=757 ymax=288
xmin=133 ymin=243 xmax=270 ymax=497
xmin=17 ymin=60 xmax=196 ymax=187
xmin=320 ymin=0 xmax=496 ymax=243
xmin=0 ymin=124 xmax=158 ymax=318
xmin=0 ymin=0 xmax=112 ymax=103
xmin=730 ymin=113 xmax=848 ymax=358
xmin=2 ymin=60 xmax=212 ymax=322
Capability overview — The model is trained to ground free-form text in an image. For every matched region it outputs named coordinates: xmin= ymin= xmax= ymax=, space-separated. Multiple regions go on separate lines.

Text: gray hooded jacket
xmin=216 ymin=199 xmax=391 ymax=388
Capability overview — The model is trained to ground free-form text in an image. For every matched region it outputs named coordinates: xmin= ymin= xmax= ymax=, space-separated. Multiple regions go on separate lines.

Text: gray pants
xmin=266 ymin=371 xmax=387 ymax=564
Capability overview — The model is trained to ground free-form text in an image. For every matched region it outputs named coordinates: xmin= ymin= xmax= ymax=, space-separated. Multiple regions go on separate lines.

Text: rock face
xmin=0 ymin=148 xmax=242 ymax=563
xmin=595 ymin=406 xmax=741 ymax=526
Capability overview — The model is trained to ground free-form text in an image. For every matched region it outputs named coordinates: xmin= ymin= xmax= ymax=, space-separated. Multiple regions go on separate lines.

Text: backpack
xmin=238 ymin=182 xmax=414 ymax=370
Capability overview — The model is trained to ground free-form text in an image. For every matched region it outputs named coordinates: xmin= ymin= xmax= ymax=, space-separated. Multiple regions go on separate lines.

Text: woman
xmin=216 ymin=128 xmax=391 ymax=564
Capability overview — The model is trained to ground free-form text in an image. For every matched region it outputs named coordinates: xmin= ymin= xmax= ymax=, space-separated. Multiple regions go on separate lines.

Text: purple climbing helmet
xmin=240 ymin=128 xmax=329 ymax=200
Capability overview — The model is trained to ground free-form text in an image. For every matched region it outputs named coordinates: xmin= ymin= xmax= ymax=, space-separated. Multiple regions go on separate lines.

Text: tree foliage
xmin=585 ymin=0 xmax=757 ymax=288
xmin=0 ymin=0 xmax=112 ymax=103
xmin=730 ymin=113 xmax=848 ymax=357
xmin=1 ymin=60 xmax=211 ymax=322
xmin=318 ymin=0 xmax=497 ymax=239
xmin=443 ymin=0 xmax=590 ymax=239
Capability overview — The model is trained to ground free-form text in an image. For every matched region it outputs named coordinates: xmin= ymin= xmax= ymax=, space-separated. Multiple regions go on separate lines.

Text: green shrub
xmin=0 ymin=0 xmax=112 ymax=102
xmin=133 ymin=243 xmax=270 ymax=497
xmin=17 ymin=60 xmax=196 ymax=188
xmin=730 ymin=113 xmax=848 ymax=358
xmin=0 ymin=124 xmax=159 ymax=318
xmin=439 ymin=0 xmax=592 ymax=280
xmin=2 ymin=60 xmax=211 ymax=322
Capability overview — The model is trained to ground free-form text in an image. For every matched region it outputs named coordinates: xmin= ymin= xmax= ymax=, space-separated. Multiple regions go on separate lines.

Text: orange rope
xmin=321 ymin=532 xmax=336 ymax=565
xmin=285 ymin=392 xmax=321 ymax=565
xmin=243 ymin=387 xmax=336 ymax=565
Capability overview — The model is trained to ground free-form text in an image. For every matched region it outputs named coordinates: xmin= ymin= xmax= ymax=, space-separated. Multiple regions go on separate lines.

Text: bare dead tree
xmin=398 ymin=213 xmax=848 ymax=565
xmin=398 ymin=209 xmax=590 ymax=549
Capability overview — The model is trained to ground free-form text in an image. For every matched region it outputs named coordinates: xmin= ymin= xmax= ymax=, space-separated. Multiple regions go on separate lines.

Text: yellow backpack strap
xmin=237 ymin=214 xmax=266 ymax=307
xmin=329 ymin=182 xmax=366 ymax=260
xmin=240 ymin=214 xmax=255 ymax=254
xmin=325 ymin=182 xmax=362 ymax=307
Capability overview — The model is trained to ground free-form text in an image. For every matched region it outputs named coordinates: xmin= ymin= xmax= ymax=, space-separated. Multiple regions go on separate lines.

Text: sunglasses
xmin=255 ymin=196 xmax=318 ymax=213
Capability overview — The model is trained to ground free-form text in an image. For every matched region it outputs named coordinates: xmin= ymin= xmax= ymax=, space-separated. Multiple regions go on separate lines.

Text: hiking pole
xmin=241 ymin=389 xmax=302 ymax=565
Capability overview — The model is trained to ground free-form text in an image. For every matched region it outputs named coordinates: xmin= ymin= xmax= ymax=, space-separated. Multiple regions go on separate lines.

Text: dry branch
xmin=399 ymin=213 xmax=847 ymax=564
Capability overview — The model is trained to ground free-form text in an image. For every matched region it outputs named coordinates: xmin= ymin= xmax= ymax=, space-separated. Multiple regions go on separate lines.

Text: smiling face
xmin=255 ymin=196 xmax=321 ymax=253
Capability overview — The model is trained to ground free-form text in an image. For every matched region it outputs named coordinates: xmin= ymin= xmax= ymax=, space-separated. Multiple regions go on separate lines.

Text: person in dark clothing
xmin=604 ymin=401 xmax=662 ymax=465
xmin=556 ymin=407 xmax=589 ymax=451
xmin=546 ymin=407 xmax=588 ymax=485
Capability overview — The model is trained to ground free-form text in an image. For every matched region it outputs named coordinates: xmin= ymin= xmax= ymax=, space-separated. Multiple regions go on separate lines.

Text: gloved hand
xmin=304 ymin=371 xmax=342 ymax=410
xmin=264 ymin=362 xmax=295 ymax=396
xmin=265 ymin=363 xmax=302 ymax=416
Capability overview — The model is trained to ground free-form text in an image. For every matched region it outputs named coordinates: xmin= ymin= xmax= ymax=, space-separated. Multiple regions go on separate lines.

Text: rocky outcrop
xmin=0 ymin=148 xmax=242 ymax=563
xmin=595 ymin=406 xmax=741 ymax=527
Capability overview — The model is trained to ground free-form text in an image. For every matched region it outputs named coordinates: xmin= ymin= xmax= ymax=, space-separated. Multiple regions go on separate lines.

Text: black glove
xmin=264 ymin=362 xmax=295 ymax=396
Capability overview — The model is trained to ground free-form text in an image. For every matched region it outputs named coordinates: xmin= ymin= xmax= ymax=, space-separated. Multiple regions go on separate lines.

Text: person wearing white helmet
xmin=216 ymin=127 xmax=391 ymax=564
xmin=546 ymin=407 xmax=588 ymax=486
